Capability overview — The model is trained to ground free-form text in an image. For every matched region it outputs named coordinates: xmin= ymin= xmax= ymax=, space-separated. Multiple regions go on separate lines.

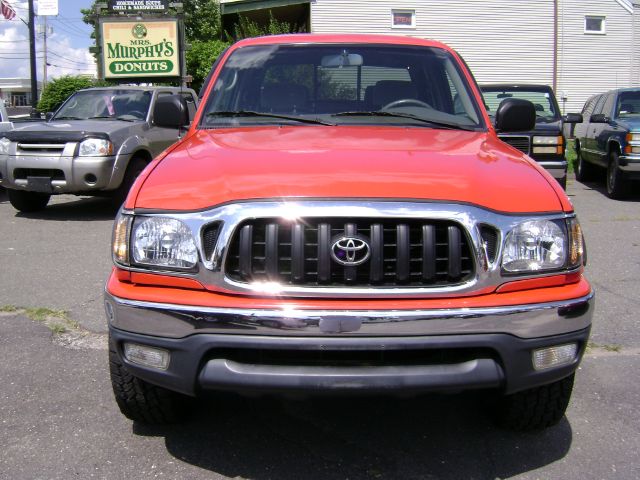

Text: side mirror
xmin=45 ymin=112 xmax=54 ymax=121
xmin=494 ymin=98 xmax=536 ymax=133
xmin=563 ymin=113 xmax=583 ymax=124
xmin=153 ymin=94 xmax=189 ymax=129
xmin=589 ymin=113 xmax=609 ymax=123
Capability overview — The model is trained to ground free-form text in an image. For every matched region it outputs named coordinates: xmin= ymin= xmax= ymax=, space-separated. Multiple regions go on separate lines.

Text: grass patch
xmin=566 ymin=141 xmax=577 ymax=174
xmin=1 ymin=305 xmax=79 ymax=334
xmin=23 ymin=307 xmax=67 ymax=323
xmin=587 ymin=342 xmax=622 ymax=353
xmin=0 ymin=305 xmax=19 ymax=313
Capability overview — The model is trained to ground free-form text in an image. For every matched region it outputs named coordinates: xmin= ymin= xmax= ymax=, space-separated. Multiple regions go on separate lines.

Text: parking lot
xmin=1 ymin=179 xmax=639 ymax=480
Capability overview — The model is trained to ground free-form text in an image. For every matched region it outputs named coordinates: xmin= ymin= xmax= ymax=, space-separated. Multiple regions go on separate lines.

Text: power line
xmin=47 ymin=50 xmax=95 ymax=66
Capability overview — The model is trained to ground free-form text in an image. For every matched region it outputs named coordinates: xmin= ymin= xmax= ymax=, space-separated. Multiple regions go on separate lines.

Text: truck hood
xmin=616 ymin=116 xmax=640 ymax=131
xmin=133 ymin=126 xmax=567 ymax=213
xmin=6 ymin=118 xmax=140 ymax=142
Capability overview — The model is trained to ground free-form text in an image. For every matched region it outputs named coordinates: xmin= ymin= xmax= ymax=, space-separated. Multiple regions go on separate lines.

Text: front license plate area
xmin=27 ymin=176 xmax=53 ymax=193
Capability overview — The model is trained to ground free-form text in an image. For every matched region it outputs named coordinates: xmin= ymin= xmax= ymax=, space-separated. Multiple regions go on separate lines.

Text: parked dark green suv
xmin=573 ymin=88 xmax=640 ymax=199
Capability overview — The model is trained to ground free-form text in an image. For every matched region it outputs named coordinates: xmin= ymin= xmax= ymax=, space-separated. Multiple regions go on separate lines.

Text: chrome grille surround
xmin=120 ymin=200 xmax=578 ymax=299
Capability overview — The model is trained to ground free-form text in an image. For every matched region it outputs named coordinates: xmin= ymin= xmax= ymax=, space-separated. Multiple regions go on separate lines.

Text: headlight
xmin=532 ymin=136 xmax=561 ymax=145
xmin=78 ymin=138 xmax=113 ymax=156
xmin=502 ymin=220 xmax=566 ymax=272
xmin=132 ymin=216 xmax=198 ymax=269
xmin=532 ymin=135 xmax=562 ymax=155
xmin=0 ymin=137 xmax=10 ymax=155
xmin=626 ymin=133 xmax=640 ymax=154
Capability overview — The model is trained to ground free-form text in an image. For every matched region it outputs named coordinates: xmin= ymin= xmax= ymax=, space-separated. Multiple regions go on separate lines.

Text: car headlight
xmin=78 ymin=138 xmax=113 ymax=156
xmin=532 ymin=135 xmax=562 ymax=155
xmin=0 ymin=137 xmax=10 ymax=155
xmin=502 ymin=220 xmax=566 ymax=272
xmin=112 ymin=214 xmax=198 ymax=270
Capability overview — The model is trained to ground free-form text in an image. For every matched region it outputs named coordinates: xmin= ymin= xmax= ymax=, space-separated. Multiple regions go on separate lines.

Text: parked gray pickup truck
xmin=0 ymin=86 xmax=197 ymax=212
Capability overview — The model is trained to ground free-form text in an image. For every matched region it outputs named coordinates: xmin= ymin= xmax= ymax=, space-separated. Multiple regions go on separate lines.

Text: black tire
xmin=574 ymin=147 xmax=595 ymax=182
xmin=606 ymin=150 xmax=629 ymax=200
xmin=7 ymin=189 xmax=50 ymax=212
xmin=111 ymin=157 xmax=147 ymax=208
xmin=493 ymin=373 xmax=575 ymax=431
xmin=109 ymin=335 xmax=187 ymax=424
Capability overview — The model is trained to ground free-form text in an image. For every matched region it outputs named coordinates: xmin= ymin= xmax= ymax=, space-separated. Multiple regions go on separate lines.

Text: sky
xmin=0 ymin=0 xmax=96 ymax=81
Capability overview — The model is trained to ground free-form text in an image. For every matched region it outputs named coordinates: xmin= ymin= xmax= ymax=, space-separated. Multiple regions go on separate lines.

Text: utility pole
xmin=27 ymin=0 xmax=38 ymax=112
xmin=43 ymin=17 xmax=48 ymax=90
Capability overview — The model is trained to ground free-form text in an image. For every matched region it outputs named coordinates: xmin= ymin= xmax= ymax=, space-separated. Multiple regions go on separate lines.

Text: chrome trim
xmin=105 ymin=290 xmax=594 ymax=339
xmin=117 ymin=200 xmax=576 ymax=298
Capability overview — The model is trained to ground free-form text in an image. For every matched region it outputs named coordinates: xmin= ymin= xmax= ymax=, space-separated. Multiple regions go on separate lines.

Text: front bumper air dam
xmin=106 ymin=291 xmax=593 ymax=398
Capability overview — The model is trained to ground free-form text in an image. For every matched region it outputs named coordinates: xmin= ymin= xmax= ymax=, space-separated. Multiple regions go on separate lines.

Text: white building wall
xmin=557 ymin=0 xmax=635 ymax=113
xmin=310 ymin=0 xmax=636 ymax=114
xmin=633 ymin=3 xmax=640 ymax=86
xmin=311 ymin=0 xmax=555 ymax=85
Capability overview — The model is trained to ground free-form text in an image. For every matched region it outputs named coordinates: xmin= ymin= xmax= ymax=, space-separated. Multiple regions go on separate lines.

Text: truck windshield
xmin=481 ymin=87 xmax=560 ymax=122
xmin=615 ymin=91 xmax=640 ymax=118
xmin=53 ymin=89 xmax=152 ymax=121
xmin=200 ymin=44 xmax=484 ymax=130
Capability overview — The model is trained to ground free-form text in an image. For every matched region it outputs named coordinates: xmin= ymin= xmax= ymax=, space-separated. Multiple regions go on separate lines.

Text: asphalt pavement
xmin=0 ymin=178 xmax=639 ymax=480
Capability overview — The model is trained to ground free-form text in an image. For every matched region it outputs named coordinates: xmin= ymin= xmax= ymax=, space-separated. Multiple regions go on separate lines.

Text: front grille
xmin=499 ymin=136 xmax=530 ymax=154
xmin=225 ymin=218 xmax=475 ymax=287
xmin=17 ymin=142 xmax=66 ymax=154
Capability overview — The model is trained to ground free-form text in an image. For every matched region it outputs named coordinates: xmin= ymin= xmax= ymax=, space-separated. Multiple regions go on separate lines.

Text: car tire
xmin=606 ymin=150 xmax=629 ymax=200
xmin=7 ymin=189 xmax=50 ymax=212
xmin=574 ymin=148 xmax=595 ymax=182
xmin=492 ymin=373 xmax=574 ymax=431
xmin=109 ymin=334 xmax=187 ymax=424
xmin=111 ymin=157 xmax=147 ymax=209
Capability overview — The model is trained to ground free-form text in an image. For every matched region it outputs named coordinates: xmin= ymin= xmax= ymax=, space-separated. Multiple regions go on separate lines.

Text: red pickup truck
xmin=104 ymin=34 xmax=592 ymax=430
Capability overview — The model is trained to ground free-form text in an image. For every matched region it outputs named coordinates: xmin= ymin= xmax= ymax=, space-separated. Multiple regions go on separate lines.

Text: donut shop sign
xmin=101 ymin=19 xmax=180 ymax=79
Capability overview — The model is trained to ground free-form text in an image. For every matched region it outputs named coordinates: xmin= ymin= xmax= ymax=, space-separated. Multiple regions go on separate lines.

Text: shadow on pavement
xmin=572 ymin=177 xmax=640 ymax=202
xmin=134 ymin=392 xmax=572 ymax=479
xmin=13 ymin=196 xmax=119 ymax=221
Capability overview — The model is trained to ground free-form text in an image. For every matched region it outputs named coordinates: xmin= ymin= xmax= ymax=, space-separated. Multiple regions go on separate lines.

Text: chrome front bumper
xmin=620 ymin=153 xmax=640 ymax=173
xmin=105 ymin=290 xmax=594 ymax=340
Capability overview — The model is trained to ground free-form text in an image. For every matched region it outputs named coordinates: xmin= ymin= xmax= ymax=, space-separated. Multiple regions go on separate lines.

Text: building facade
xmin=220 ymin=0 xmax=640 ymax=113
xmin=0 ymin=78 xmax=42 ymax=108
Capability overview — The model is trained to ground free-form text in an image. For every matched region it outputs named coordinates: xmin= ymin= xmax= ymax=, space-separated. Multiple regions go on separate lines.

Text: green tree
xmin=185 ymin=39 xmax=228 ymax=92
xmin=37 ymin=75 xmax=103 ymax=113
xmin=233 ymin=12 xmax=297 ymax=39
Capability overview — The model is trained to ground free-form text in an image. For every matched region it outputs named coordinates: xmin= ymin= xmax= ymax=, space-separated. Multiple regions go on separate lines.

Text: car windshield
xmin=481 ymin=87 xmax=560 ymax=122
xmin=200 ymin=44 xmax=484 ymax=130
xmin=615 ymin=91 xmax=640 ymax=118
xmin=53 ymin=89 xmax=152 ymax=121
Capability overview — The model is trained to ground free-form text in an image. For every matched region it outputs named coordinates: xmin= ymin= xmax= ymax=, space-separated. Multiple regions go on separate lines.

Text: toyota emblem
xmin=330 ymin=236 xmax=371 ymax=266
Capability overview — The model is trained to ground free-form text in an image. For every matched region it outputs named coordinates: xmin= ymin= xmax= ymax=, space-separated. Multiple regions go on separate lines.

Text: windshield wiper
xmin=332 ymin=111 xmax=477 ymax=131
xmin=88 ymin=115 xmax=113 ymax=120
xmin=53 ymin=116 xmax=84 ymax=120
xmin=206 ymin=110 xmax=334 ymax=126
